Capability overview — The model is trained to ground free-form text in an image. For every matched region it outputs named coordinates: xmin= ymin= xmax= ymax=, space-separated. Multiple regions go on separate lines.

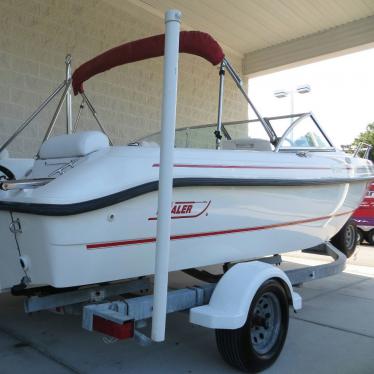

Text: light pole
xmin=273 ymin=85 xmax=311 ymax=119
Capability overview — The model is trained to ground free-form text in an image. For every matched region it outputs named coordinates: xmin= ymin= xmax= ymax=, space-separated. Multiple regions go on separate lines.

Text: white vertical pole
xmin=151 ymin=9 xmax=181 ymax=342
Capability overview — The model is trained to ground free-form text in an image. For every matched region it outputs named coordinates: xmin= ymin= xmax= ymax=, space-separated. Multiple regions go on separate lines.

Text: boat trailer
xmin=23 ymin=243 xmax=345 ymax=345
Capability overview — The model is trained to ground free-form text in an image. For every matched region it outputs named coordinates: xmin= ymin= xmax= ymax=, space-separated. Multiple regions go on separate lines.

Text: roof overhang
xmin=244 ymin=15 xmax=374 ymax=76
xmin=108 ymin=0 xmax=374 ymax=76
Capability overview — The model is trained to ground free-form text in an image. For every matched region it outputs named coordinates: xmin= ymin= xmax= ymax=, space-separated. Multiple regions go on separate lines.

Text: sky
xmin=248 ymin=47 xmax=374 ymax=148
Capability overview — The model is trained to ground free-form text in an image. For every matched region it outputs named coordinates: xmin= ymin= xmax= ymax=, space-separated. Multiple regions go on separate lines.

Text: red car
xmin=352 ymin=182 xmax=374 ymax=244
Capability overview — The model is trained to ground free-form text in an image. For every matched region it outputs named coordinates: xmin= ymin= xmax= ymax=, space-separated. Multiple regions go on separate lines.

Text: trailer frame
xmin=23 ymin=242 xmax=345 ymax=339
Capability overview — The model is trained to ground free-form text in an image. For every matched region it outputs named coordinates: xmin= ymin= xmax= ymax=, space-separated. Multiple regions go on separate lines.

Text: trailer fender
xmin=190 ymin=261 xmax=302 ymax=329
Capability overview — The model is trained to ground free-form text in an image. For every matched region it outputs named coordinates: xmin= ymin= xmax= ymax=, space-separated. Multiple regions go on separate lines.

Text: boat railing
xmin=136 ymin=112 xmax=338 ymax=153
xmin=354 ymin=142 xmax=372 ymax=159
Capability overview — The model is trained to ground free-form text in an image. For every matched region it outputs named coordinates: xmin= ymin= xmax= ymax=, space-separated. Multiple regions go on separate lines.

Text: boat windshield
xmin=136 ymin=112 xmax=334 ymax=152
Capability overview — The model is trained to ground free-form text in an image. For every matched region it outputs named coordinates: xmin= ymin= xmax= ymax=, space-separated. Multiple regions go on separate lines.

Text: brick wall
xmin=0 ymin=0 xmax=247 ymax=157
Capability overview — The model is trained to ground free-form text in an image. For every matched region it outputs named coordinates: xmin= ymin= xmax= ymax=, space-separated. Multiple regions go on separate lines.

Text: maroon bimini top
xmin=72 ymin=31 xmax=225 ymax=95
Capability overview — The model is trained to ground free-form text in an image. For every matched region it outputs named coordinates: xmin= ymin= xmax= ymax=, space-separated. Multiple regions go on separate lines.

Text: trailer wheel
xmin=330 ymin=219 xmax=357 ymax=258
xmin=356 ymin=228 xmax=364 ymax=245
xmin=365 ymin=229 xmax=374 ymax=245
xmin=215 ymin=279 xmax=289 ymax=373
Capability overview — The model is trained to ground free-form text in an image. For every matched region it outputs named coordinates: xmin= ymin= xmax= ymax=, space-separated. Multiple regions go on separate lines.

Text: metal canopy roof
xmin=112 ymin=0 xmax=374 ymax=75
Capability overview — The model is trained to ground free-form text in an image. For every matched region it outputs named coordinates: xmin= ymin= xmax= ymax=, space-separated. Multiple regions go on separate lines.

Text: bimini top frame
xmin=0 ymin=19 xmax=276 ymax=156
xmin=72 ymin=31 xmax=225 ymax=93
xmin=0 ymin=58 xmax=113 ymax=156
xmin=71 ymin=30 xmax=277 ymax=148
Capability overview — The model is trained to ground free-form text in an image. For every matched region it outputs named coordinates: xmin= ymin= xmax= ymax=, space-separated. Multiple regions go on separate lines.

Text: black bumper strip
xmin=0 ymin=177 xmax=372 ymax=216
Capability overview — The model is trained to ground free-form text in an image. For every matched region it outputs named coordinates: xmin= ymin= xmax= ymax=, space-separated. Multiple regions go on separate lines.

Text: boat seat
xmin=38 ymin=131 xmax=110 ymax=159
xmin=221 ymin=138 xmax=272 ymax=151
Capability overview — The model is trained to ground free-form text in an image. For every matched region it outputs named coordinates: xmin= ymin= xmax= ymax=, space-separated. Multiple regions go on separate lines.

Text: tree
xmin=352 ymin=122 xmax=374 ymax=160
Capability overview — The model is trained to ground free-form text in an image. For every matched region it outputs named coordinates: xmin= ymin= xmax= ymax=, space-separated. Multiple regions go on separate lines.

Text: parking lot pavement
xmin=0 ymin=331 xmax=72 ymax=374
xmin=0 ymin=246 xmax=373 ymax=373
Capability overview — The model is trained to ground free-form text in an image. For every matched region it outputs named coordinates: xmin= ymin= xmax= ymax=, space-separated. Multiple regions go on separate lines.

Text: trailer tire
xmin=356 ymin=228 xmax=364 ymax=245
xmin=215 ymin=279 xmax=289 ymax=373
xmin=365 ymin=229 xmax=374 ymax=246
xmin=330 ymin=219 xmax=357 ymax=258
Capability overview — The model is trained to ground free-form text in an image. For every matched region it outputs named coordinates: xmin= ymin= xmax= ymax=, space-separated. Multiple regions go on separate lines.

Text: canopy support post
xmin=151 ymin=9 xmax=181 ymax=343
xmin=223 ymin=57 xmax=278 ymax=144
xmin=0 ymin=81 xmax=66 ymax=154
xmin=73 ymin=99 xmax=85 ymax=133
xmin=215 ymin=61 xmax=225 ymax=149
xmin=41 ymin=80 xmax=71 ymax=144
xmin=65 ymin=54 xmax=73 ymax=134
xmin=80 ymin=92 xmax=113 ymax=145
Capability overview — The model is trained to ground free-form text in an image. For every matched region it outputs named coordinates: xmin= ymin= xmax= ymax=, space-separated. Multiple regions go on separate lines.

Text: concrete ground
xmin=0 ymin=246 xmax=374 ymax=374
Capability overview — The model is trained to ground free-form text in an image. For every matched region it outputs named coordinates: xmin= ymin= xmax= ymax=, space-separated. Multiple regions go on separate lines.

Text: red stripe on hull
xmin=86 ymin=210 xmax=353 ymax=250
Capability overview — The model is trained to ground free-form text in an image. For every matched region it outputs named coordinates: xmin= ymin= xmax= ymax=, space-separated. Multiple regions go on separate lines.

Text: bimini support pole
xmin=151 ymin=9 xmax=181 ymax=342
xmin=65 ymin=54 xmax=73 ymax=134
xmin=73 ymin=99 xmax=85 ymax=133
xmin=0 ymin=81 xmax=66 ymax=154
xmin=215 ymin=61 xmax=225 ymax=149
xmin=80 ymin=92 xmax=113 ymax=145
xmin=41 ymin=80 xmax=71 ymax=144
xmin=223 ymin=58 xmax=278 ymax=144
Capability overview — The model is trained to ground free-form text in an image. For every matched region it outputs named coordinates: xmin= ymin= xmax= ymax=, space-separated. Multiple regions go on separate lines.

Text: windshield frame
xmin=135 ymin=112 xmax=336 ymax=153
xmin=273 ymin=113 xmax=335 ymax=152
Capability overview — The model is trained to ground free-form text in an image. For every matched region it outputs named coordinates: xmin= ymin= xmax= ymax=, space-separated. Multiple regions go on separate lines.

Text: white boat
xmin=0 ymin=30 xmax=373 ymax=293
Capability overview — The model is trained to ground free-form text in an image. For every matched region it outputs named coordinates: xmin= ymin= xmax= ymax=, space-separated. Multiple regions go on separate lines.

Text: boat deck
xmin=0 ymin=247 xmax=373 ymax=374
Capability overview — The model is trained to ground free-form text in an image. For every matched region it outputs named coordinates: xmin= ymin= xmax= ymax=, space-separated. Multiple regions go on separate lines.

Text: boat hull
xmin=1 ymin=146 xmax=373 ymax=291
xmin=0 ymin=181 xmax=366 ymax=289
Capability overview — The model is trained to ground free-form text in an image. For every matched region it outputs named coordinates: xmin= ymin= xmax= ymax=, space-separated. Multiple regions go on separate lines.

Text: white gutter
xmin=151 ymin=9 xmax=181 ymax=342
